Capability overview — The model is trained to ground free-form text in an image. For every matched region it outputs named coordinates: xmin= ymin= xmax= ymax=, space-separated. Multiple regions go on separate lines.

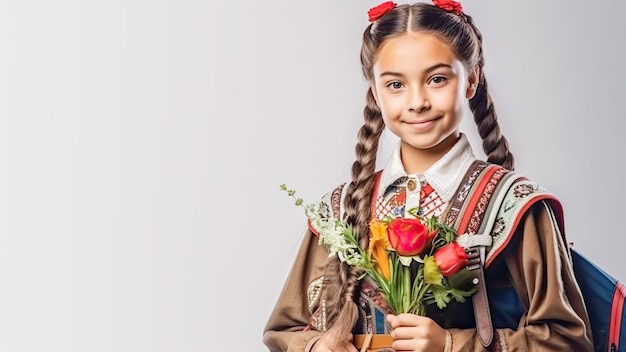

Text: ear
xmin=465 ymin=66 xmax=480 ymax=99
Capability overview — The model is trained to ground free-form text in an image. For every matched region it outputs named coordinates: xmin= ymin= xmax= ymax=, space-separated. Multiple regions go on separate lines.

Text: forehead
xmin=374 ymin=32 xmax=459 ymax=73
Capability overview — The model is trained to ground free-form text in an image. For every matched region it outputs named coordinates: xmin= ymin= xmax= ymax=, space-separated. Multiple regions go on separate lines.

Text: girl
xmin=264 ymin=1 xmax=593 ymax=351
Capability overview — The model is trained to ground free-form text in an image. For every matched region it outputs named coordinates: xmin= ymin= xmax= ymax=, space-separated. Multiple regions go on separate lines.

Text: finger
xmin=386 ymin=313 xmax=399 ymax=328
xmin=391 ymin=326 xmax=419 ymax=340
xmin=395 ymin=313 xmax=430 ymax=326
xmin=393 ymin=338 xmax=425 ymax=352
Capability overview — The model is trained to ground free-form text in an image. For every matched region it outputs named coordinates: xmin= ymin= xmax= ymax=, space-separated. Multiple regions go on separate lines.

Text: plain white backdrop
xmin=1 ymin=0 xmax=625 ymax=351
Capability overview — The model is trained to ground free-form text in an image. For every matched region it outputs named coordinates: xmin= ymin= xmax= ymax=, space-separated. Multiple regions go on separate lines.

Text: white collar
xmin=378 ymin=134 xmax=476 ymax=202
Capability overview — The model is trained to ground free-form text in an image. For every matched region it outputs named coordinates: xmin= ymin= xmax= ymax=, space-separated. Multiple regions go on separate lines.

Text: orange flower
xmin=368 ymin=219 xmax=391 ymax=281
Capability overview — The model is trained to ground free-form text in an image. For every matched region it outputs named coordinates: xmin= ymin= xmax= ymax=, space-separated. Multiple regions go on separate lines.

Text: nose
xmin=407 ymin=86 xmax=430 ymax=113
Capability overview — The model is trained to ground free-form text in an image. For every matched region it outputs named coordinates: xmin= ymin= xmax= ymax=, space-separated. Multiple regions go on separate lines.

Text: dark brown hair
xmin=321 ymin=2 xmax=514 ymax=347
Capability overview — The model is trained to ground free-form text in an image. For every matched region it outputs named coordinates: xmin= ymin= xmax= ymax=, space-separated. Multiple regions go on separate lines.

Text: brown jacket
xmin=263 ymin=200 xmax=593 ymax=351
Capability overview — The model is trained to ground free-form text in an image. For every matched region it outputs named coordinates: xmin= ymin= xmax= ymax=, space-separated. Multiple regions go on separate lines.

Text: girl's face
xmin=370 ymin=32 xmax=478 ymax=166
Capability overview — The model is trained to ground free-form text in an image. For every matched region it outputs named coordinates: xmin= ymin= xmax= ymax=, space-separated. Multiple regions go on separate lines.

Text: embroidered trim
xmin=493 ymin=329 xmax=508 ymax=352
xmin=443 ymin=162 xmax=561 ymax=269
xmin=307 ymin=276 xmax=324 ymax=314
xmin=465 ymin=166 xmax=507 ymax=234
xmin=330 ymin=183 xmax=345 ymax=219
xmin=485 ymin=180 xmax=556 ymax=266
xmin=445 ymin=161 xmax=488 ymax=228
xmin=358 ymin=278 xmax=394 ymax=334
xmin=320 ymin=299 xmax=327 ymax=332
xmin=309 ymin=298 xmax=328 ymax=332
xmin=308 ymin=183 xmax=346 ymax=236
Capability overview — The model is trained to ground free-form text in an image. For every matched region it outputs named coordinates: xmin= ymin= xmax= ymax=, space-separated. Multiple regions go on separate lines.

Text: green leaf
xmin=432 ymin=288 xmax=452 ymax=309
xmin=407 ymin=207 xmax=420 ymax=218
xmin=450 ymin=287 xmax=477 ymax=303
xmin=423 ymin=256 xmax=444 ymax=286
xmin=447 ymin=267 xmax=476 ymax=290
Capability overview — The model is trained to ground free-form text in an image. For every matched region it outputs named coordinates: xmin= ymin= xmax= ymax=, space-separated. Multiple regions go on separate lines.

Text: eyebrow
xmin=379 ymin=63 xmax=454 ymax=78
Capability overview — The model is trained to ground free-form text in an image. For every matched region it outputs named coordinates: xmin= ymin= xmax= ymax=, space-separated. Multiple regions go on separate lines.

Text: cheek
xmin=378 ymin=92 xmax=406 ymax=115
xmin=432 ymin=86 xmax=465 ymax=112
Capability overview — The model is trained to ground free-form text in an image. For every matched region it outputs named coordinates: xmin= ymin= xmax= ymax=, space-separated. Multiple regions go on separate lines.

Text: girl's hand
xmin=387 ymin=313 xmax=448 ymax=352
xmin=311 ymin=333 xmax=358 ymax=352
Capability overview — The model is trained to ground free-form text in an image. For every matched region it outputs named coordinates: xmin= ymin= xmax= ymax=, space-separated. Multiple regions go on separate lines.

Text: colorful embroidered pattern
xmin=330 ymin=183 xmax=345 ymax=218
xmin=486 ymin=180 xmax=553 ymax=265
xmin=307 ymin=276 xmax=324 ymax=314
xmin=357 ymin=278 xmax=394 ymax=334
xmin=308 ymin=298 xmax=327 ymax=332
xmin=418 ymin=182 xmax=445 ymax=218
xmin=492 ymin=330 xmax=508 ymax=352
xmin=446 ymin=161 xmax=488 ymax=228
xmin=374 ymin=176 xmax=408 ymax=220
xmin=374 ymin=177 xmax=446 ymax=220
xmin=465 ymin=166 xmax=508 ymax=234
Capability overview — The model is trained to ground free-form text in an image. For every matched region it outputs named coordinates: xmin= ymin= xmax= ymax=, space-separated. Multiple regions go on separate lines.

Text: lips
xmin=402 ymin=116 xmax=441 ymax=131
xmin=404 ymin=116 xmax=441 ymax=124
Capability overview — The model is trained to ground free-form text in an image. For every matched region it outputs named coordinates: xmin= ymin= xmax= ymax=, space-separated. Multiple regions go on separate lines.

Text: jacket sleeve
xmin=263 ymin=228 xmax=329 ymax=352
xmin=447 ymin=201 xmax=594 ymax=351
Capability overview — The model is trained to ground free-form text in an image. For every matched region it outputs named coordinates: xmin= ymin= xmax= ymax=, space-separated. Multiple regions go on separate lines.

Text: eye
xmin=386 ymin=81 xmax=404 ymax=90
xmin=429 ymin=76 xmax=447 ymax=86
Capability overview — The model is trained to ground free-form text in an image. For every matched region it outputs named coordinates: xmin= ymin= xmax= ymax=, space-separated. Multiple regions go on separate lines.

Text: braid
xmin=322 ymin=87 xmax=385 ymax=348
xmin=464 ymin=14 xmax=515 ymax=170
xmin=344 ymin=88 xmax=385 ymax=242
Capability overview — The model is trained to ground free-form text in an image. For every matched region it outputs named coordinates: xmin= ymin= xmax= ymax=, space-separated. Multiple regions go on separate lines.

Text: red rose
xmin=367 ymin=1 xmax=397 ymax=22
xmin=432 ymin=0 xmax=463 ymax=14
xmin=387 ymin=218 xmax=432 ymax=256
xmin=434 ymin=242 xmax=469 ymax=277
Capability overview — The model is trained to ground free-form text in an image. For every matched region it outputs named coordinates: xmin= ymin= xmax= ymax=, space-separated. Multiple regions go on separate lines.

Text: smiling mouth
xmin=405 ymin=116 xmax=442 ymax=125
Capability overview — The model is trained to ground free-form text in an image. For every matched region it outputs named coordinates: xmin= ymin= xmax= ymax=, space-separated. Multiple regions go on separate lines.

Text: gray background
xmin=1 ymin=0 xmax=624 ymax=351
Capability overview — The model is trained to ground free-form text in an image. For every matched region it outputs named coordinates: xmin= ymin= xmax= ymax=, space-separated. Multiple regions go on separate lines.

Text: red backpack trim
xmin=610 ymin=283 xmax=626 ymax=351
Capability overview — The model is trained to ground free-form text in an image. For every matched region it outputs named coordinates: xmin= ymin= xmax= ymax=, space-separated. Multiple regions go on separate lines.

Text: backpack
xmin=454 ymin=161 xmax=626 ymax=352
xmin=570 ymin=248 xmax=626 ymax=352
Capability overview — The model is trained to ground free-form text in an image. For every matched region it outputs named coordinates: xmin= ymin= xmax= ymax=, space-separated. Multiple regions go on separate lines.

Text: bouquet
xmin=281 ymin=184 xmax=476 ymax=315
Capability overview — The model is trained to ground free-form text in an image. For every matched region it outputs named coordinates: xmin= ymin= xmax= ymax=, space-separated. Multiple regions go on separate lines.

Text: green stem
xmin=416 ymin=283 xmax=430 ymax=315
xmin=403 ymin=265 xmax=411 ymax=313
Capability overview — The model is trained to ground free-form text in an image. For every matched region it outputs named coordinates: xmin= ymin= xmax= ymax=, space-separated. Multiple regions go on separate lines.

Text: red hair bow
xmin=432 ymin=0 xmax=463 ymax=14
xmin=368 ymin=1 xmax=397 ymax=22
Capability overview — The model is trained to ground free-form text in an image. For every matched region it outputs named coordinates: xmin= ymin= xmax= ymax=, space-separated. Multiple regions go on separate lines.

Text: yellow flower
xmin=368 ymin=219 xmax=391 ymax=281
xmin=423 ymin=256 xmax=444 ymax=286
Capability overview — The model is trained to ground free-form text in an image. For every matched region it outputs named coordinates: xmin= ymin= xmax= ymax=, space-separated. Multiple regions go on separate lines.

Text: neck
xmin=400 ymin=133 xmax=460 ymax=174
